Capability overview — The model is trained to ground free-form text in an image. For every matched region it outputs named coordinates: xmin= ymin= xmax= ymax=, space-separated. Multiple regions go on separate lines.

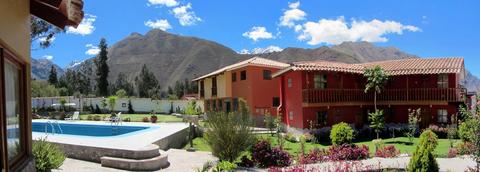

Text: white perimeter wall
xmin=32 ymin=97 xmax=204 ymax=113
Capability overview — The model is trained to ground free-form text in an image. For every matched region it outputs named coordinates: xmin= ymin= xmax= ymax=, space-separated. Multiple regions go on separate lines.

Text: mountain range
xmin=31 ymin=29 xmax=480 ymax=93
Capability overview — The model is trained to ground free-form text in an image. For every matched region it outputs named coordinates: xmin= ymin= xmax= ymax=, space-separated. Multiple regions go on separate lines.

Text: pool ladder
xmin=111 ymin=121 xmax=120 ymax=135
xmin=45 ymin=121 xmax=63 ymax=135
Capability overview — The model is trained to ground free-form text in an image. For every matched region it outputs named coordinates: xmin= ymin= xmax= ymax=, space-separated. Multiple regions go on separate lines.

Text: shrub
xmin=375 ymin=145 xmax=400 ymax=158
xmin=407 ymin=129 xmax=439 ymax=172
xmin=142 ymin=117 xmax=150 ymax=122
xmin=428 ymin=124 xmax=448 ymax=138
xmin=330 ymin=122 xmax=354 ymax=145
xmin=237 ymin=155 xmax=254 ymax=168
xmin=252 ymin=140 xmax=292 ymax=167
xmin=124 ymin=117 xmax=131 ymax=122
xmin=150 ymin=115 xmax=158 ymax=123
xmin=448 ymin=148 xmax=458 ymax=158
xmin=32 ymin=138 xmax=66 ymax=172
xmin=93 ymin=115 xmax=101 ymax=121
xmin=328 ymin=144 xmax=370 ymax=161
xmin=264 ymin=113 xmax=275 ymax=136
xmin=94 ymin=104 xmax=102 ymax=114
xmin=407 ymin=108 xmax=421 ymax=142
xmin=127 ymin=100 xmax=135 ymax=114
xmin=459 ymin=120 xmax=476 ymax=142
xmin=312 ymin=127 xmax=331 ymax=143
xmin=204 ymin=101 xmax=255 ymax=162
xmin=213 ymin=161 xmax=237 ymax=172
xmin=86 ymin=115 xmax=93 ymax=121
xmin=369 ymin=109 xmax=385 ymax=139
xmin=303 ymin=133 xmax=314 ymax=142
xmin=455 ymin=141 xmax=475 ymax=155
xmin=285 ymin=133 xmax=298 ymax=143
xmin=304 ymin=148 xmax=328 ymax=164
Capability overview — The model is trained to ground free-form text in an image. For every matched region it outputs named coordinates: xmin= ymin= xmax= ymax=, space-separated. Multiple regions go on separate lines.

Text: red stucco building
xmin=272 ymin=58 xmax=466 ymax=129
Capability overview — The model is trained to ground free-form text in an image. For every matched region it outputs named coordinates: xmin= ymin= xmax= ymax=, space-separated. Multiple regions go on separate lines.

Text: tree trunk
xmin=374 ymin=92 xmax=377 ymax=112
xmin=377 ymin=131 xmax=379 ymax=139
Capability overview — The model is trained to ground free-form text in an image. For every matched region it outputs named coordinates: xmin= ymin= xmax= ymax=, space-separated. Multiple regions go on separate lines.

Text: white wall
xmin=32 ymin=97 xmax=204 ymax=114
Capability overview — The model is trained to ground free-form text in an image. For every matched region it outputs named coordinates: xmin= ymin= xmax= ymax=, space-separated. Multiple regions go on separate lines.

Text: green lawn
xmin=185 ymin=134 xmax=458 ymax=157
xmin=79 ymin=114 xmax=184 ymax=123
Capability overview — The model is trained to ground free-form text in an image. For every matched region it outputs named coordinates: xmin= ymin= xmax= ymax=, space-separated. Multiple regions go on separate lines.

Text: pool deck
xmin=32 ymin=119 xmax=189 ymax=150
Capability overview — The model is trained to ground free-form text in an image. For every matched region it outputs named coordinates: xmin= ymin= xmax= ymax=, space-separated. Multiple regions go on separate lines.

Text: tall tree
xmin=48 ymin=66 xmax=58 ymax=85
xmin=95 ymin=38 xmax=110 ymax=96
xmin=364 ymin=65 xmax=389 ymax=111
xmin=174 ymin=80 xmax=185 ymax=98
xmin=114 ymin=72 xmax=134 ymax=96
xmin=136 ymin=64 xmax=160 ymax=98
xmin=31 ymin=16 xmax=63 ymax=49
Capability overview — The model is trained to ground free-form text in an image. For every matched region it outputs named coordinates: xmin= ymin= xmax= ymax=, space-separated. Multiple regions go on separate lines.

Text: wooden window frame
xmin=437 ymin=74 xmax=448 ymax=89
xmin=232 ymin=72 xmax=236 ymax=82
xmin=437 ymin=109 xmax=448 ymax=123
xmin=314 ymin=74 xmax=327 ymax=89
xmin=240 ymin=70 xmax=247 ymax=80
xmin=211 ymin=77 xmax=217 ymax=96
xmin=263 ymin=70 xmax=272 ymax=80
xmin=272 ymin=97 xmax=280 ymax=107
xmin=0 ymin=46 xmax=30 ymax=171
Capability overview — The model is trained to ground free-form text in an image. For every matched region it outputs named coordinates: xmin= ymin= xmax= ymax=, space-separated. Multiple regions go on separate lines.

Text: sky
xmin=31 ymin=0 xmax=480 ymax=77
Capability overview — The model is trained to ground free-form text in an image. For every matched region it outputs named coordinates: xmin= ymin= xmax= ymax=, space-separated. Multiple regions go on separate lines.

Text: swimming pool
xmin=32 ymin=122 xmax=149 ymax=136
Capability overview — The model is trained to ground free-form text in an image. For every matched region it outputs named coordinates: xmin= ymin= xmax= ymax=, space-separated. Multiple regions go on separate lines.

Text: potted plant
xmin=150 ymin=111 xmax=158 ymax=123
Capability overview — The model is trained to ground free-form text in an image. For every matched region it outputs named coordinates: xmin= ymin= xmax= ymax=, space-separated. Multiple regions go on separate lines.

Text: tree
xmin=107 ymin=96 xmax=117 ymax=113
xmin=407 ymin=130 xmax=439 ymax=172
xmin=95 ymin=38 xmax=109 ymax=96
xmin=127 ymin=100 xmax=135 ymax=114
xmin=114 ymin=72 xmax=134 ymax=96
xmin=57 ymin=69 xmax=91 ymax=96
xmin=31 ymin=80 xmax=59 ymax=97
xmin=363 ymin=65 xmax=389 ymax=111
xmin=185 ymin=100 xmax=199 ymax=115
xmin=59 ymin=98 xmax=67 ymax=112
xmin=30 ymin=16 xmax=63 ymax=49
xmin=48 ymin=66 xmax=58 ymax=86
xmin=174 ymin=80 xmax=185 ymax=98
xmin=369 ymin=110 xmax=385 ymax=139
xmin=115 ymin=89 xmax=127 ymax=98
xmin=407 ymin=108 xmax=421 ymax=143
xmin=135 ymin=64 xmax=159 ymax=98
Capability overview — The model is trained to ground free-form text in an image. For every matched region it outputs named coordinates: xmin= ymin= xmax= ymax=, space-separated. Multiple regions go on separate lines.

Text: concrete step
xmin=100 ymin=152 xmax=169 ymax=171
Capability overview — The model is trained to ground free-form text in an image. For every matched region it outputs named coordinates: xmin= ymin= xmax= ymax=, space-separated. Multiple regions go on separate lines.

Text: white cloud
xmin=172 ymin=3 xmax=201 ymax=26
xmin=238 ymin=46 xmax=283 ymax=54
xmin=66 ymin=14 xmax=96 ymax=35
xmin=85 ymin=44 xmax=100 ymax=55
xmin=43 ymin=55 xmax=53 ymax=60
xmin=242 ymin=26 xmax=274 ymax=42
xmin=148 ymin=0 xmax=178 ymax=7
xmin=145 ymin=19 xmax=172 ymax=30
xmin=297 ymin=16 xmax=421 ymax=45
xmin=38 ymin=36 xmax=55 ymax=43
xmin=279 ymin=1 xmax=307 ymax=28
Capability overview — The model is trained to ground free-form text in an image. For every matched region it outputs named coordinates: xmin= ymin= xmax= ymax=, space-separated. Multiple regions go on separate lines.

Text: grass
xmin=185 ymin=134 xmax=459 ymax=157
xmin=79 ymin=114 xmax=184 ymax=123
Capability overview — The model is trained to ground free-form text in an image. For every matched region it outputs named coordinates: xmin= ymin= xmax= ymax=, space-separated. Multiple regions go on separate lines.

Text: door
xmin=421 ymin=108 xmax=431 ymax=128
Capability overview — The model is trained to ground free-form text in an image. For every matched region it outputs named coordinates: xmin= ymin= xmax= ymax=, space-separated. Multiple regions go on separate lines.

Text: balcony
xmin=302 ymin=88 xmax=465 ymax=105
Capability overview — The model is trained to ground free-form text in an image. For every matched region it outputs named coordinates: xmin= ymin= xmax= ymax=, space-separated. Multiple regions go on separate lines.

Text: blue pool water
xmin=32 ymin=122 xmax=149 ymax=137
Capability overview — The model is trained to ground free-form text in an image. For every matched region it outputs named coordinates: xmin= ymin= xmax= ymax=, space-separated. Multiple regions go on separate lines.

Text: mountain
xmin=33 ymin=29 xmax=480 ymax=93
xmin=31 ymin=58 xmax=64 ymax=80
xmin=464 ymin=71 xmax=480 ymax=93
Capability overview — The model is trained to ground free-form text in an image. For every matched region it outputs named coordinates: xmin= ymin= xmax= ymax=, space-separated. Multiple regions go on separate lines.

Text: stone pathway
xmin=53 ymin=149 xmax=217 ymax=172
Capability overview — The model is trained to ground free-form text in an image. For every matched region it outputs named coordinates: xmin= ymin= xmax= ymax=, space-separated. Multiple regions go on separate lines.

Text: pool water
xmin=32 ymin=122 xmax=149 ymax=137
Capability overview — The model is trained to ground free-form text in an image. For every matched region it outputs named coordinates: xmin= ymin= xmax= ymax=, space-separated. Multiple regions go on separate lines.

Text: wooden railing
xmin=302 ymin=88 xmax=465 ymax=104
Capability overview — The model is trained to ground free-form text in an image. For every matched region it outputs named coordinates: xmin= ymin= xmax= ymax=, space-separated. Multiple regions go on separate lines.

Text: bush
xmin=428 ymin=124 xmax=448 ymax=138
xmin=328 ymin=144 xmax=370 ymax=161
xmin=213 ymin=161 xmax=237 ymax=172
xmin=312 ymin=127 xmax=331 ymax=143
xmin=448 ymin=148 xmax=458 ymax=158
xmin=304 ymin=148 xmax=328 ymax=164
xmin=150 ymin=115 xmax=158 ymax=123
xmin=33 ymin=138 xmax=66 ymax=172
xmin=93 ymin=115 xmax=101 ymax=121
xmin=303 ymin=133 xmax=314 ymax=142
xmin=375 ymin=145 xmax=400 ymax=158
xmin=407 ymin=129 xmax=439 ymax=172
xmin=127 ymin=100 xmax=135 ymax=114
xmin=459 ymin=120 xmax=476 ymax=142
xmin=124 ymin=117 xmax=131 ymax=122
xmin=142 ymin=117 xmax=150 ymax=122
xmin=285 ymin=133 xmax=298 ymax=143
xmin=237 ymin=155 xmax=254 ymax=168
xmin=251 ymin=140 xmax=292 ymax=168
xmin=204 ymin=100 xmax=255 ymax=162
xmin=330 ymin=122 xmax=354 ymax=145
xmin=86 ymin=115 xmax=93 ymax=121
xmin=455 ymin=141 xmax=475 ymax=155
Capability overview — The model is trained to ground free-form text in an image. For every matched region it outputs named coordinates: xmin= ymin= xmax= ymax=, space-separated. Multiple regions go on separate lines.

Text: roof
xmin=272 ymin=57 xmax=465 ymax=78
xmin=31 ymin=0 xmax=84 ymax=29
xmin=192 ymin=57 xmax=290 ymax=81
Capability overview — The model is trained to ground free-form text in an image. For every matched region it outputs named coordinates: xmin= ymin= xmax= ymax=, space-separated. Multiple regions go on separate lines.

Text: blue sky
xmin=32 ymin=0 xmax=480 ymax=77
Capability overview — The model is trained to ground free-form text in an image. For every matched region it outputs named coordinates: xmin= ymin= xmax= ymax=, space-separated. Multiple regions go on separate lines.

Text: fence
xmin=31 ymin=97 xmax=204 ymax=114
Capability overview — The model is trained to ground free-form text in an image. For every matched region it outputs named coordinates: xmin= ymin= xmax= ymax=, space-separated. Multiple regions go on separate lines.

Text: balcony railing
xmin=302 ymin=88 xmax=465 ymax=104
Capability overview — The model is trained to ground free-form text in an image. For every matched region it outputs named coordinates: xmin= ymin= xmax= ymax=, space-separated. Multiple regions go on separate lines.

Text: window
xmin=232 ymin=72 xmax=237 ymax=82
xmin=314 ymin=74 xmax=327 ymax=89
xmin=317 ymin=111 xmax=327 ymax=126
xmin=200 ymin=80 xmax=205 ymax=97
xmin=437 ymin=74 xmax=448 ymax=88
xmin=437 ymin=109 xmax=448 ymax=123
xmin=211 ymin=77 xmax=217 ymax=96
xmin=240 ymin=70 xmax=247 ymax=80
xmin=289 ymin=111 xmax=294 ymax=120
xmin=272 ymin=97 xmax=280 ymax=107
xmin=287 ymin=78 xmax=292 ymax=88
xmin=1 ymin=47 xmax=27 ymax=167
xmin=263 ymin=70 xmax=272 ymax=80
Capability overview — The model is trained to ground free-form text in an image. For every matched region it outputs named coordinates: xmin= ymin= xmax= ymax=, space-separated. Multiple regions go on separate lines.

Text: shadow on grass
xmin=385 ymin=141 xmax=414 ymax=145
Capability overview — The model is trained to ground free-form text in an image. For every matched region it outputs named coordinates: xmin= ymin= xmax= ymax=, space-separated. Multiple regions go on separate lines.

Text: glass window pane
xmin=5 ymin=61 xmax=22 ymax=160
